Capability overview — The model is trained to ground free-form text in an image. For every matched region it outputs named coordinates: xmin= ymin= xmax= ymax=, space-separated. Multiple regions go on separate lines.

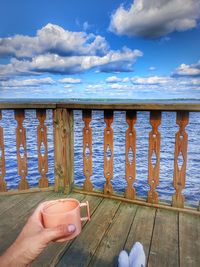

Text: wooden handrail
xmin=0 ymin=101 xmax=200 ymax=213
xmin=1 ymin=99 xmax=200 ymax=111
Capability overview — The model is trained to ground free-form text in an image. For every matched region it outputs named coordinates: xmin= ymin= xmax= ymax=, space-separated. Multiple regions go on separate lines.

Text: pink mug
xmin=41 ymin=198 xmax=90 ymax=242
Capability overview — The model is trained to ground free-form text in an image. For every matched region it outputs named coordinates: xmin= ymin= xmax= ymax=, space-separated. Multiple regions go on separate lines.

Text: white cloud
xmin=106 ymin=76 xmax=122 ymax=83
xmin=59 ymin=77 xmax=82 ymax=83
xmin=0 ymin=77 xmax=55 ymax=88
xmin=110 ymin=0 xmax=200 ymax=38
xmin=174 ymin=61 xmax=200 ymax=77
xmin=0 ymin=24 xmax=142 ymax=78
xmin=109 ymin=83 xmax=130 ymax=89
xmin=0 ymin=47 xmax=142 ymax=77
xmin=106 ymin=76 xmax=130 ymax=83
xmin=131 ymin=76 xmax=173 ymax=84
xmin=0 ymin=23 xmax=108 ymax=58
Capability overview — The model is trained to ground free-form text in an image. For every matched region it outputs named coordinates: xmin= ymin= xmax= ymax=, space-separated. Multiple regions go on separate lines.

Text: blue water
xmin=1 ymin=110 xmax=200 ymax=208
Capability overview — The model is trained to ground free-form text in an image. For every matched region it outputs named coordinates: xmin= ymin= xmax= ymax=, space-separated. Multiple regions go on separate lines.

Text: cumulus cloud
xmin=110 ymin=0 xmax=200 ymax=38
xmin=0 ymin=77 xmax=55 ymax=88
xmin=0 ymin=23 xmax=108 ymax=58
xmin=131 ymin=76 xmax=173 ymax=84
xmin=0 ymin=24 xmax=142 ymax=78
xmin=174 ymin=60 xmax=200 ymax=77
xmin=0 ymin=47 xmax=142 ymax=77
xmin=106 ymin=76 xmax=130 ymax=83
xmin=59 ymin=77 xmax=82 ymax=83
xmin=109 ymin=83 xmax=130 ymax=89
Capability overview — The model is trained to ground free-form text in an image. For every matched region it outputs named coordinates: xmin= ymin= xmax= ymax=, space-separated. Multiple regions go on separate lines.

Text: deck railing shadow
xmin=0 ymin=100 xmax=200 ymax=214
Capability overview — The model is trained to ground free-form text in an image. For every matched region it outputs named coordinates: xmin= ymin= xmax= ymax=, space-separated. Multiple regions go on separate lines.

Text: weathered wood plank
xmin=0 ymin=192 xmax=54 ymax=254
xmin=179 ymin=212 xmax=200 ymax=267
xmin=54 ymin=109 xmax=74 ymax=194
xmin=148 ymin=209 xmax=179 ymax=267
xmin=1 ymin=99 xmax=200 ymax=111
xmin=0 ymin=193 xmax=34 ymax=216
xmin=57 ymin=199 xmax=120 ymax=267
xmin=124 ymin=205 xmax=156 ymax=261
xmin=89 ymin=203 xmax=137 ymax=267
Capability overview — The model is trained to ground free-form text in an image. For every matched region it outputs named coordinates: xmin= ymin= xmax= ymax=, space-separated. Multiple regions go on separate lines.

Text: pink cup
xmin=42 ymin=198 xmax=90 ymax=242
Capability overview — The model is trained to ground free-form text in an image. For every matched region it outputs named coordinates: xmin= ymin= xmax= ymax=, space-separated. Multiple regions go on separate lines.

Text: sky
xmin=0 ymin=0 xmax=200 ymax=99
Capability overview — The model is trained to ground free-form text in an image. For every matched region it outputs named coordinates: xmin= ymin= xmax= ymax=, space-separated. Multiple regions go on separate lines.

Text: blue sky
xmin=0 ymin=0 xmax=200 ymax=99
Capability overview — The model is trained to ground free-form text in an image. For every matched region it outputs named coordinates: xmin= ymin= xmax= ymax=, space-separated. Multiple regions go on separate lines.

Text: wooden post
xmin=0 ymin=110 xmax=7 ymax=192
xmin=53 ymin=108 xmax=74 ymax=194
xmin=36 ymin=109 xmax=49 ymax=188
xmin=15 ymin=110 xmax=29 ymax=190
xmin=172 ymin=111 xmax=189 ymax=208
xmin=125 ymin=111 xmax=137 ymax=199
xmin=104 ymin=110 xmax=114 ymax=195
xmin=83 ymin=110 xmax=93 ymax=191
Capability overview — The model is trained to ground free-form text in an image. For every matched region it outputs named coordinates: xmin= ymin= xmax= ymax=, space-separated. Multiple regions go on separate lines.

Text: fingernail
xmin=68 ymin=224 xmax=76 ymax=233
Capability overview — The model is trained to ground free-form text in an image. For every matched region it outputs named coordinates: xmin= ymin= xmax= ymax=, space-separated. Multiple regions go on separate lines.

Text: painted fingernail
xmin=68 ymin=224 xmax=76 ymax=233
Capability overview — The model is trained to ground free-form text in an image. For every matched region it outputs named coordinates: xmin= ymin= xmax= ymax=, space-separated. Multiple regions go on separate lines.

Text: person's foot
xmin=118 ymin=250 xmax=129 ymax=267
xmin=129 ymin=242 xmax=146 ymax=267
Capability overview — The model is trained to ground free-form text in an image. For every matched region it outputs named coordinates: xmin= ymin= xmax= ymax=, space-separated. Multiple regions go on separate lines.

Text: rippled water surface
xmin=1 ymin=110 xmax=200 ymax=207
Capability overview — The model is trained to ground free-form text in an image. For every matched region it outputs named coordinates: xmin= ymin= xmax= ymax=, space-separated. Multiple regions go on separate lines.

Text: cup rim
xmin=42 ymin=198 xmax=80 ymax=215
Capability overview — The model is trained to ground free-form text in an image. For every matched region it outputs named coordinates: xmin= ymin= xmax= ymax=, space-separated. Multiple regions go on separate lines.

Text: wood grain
xmin=104 ymin=110 xmax=114 ymax=195
xmin=172 ymin=111 xmax=189 ymax=208
xmin=15 ymin=109 xmax=29 ymax=190
xmin=54 ymin=108 xmax=74 ymax=194
xmin=147 ymin=111 xmax=161 ymax=204
xmin=36 ymin=109 xmax=49 ymax=188
xmin=82 ymin=110 xmax=93 ymax=191
xmin=179 ymin=212 xmax=200 ymax=267
xmin=125 ymin=111 xmax=137 ymax=199
xmin=148 ymin=209 xmax=179 ymax=267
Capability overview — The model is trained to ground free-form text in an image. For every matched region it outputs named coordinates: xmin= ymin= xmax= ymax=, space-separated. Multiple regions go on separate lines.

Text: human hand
xmin=0 ymin=201 xmax=76 ymax=267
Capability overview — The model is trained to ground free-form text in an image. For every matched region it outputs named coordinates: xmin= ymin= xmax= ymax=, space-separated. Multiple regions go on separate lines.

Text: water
xmin=1 ymin=110 xmax=200 ymax=208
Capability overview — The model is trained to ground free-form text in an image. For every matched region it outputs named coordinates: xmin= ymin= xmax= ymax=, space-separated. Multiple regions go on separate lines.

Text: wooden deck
xmin=0 ymin=191 xmax=199 ymax=267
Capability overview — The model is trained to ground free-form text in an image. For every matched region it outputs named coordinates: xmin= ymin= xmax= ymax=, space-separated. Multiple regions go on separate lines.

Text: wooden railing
xmin=0 ymin=100 xmax=200 ymax=213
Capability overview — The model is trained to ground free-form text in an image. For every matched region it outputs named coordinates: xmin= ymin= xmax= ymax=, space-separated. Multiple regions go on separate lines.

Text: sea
xmin=1 ymin=109 xmax=200 ymax=208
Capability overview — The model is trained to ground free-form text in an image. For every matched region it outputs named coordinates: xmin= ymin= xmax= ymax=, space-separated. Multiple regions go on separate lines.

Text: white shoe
xmin=118 ymin=250 xmax=130 ymax=267
xmin=129 ymin=242 xmax=146 ymax=267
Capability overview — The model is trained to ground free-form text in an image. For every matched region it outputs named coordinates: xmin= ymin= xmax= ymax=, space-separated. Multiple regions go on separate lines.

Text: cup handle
xmin=80 ymin=201 xmax=90 ymax=221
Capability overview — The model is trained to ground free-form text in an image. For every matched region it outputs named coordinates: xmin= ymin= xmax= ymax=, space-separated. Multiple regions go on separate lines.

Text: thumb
xmin=43 ymin=224 xmax=76 ymax=243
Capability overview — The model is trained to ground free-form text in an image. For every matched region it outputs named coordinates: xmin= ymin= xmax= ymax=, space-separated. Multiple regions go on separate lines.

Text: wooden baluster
xmin=147 ymin=111 xmax=161 ymax=204
xmin=15 ymin=110 xmax=29 ymax=190
xmin=83 ymin=110 xmax=93 ymax=191
xmin=104 ymin=110 xmax=114 ymax=195
xmin=54 ymin=108 xmax=74 ymax=193
xmin=125 ymin=111 xmax=137 ymax=199
xmin=172 ymin=111 xmax=189 ymax=208
xmin=37 ymin=109 xmax=48 ymax=188
xmin=0 ymin=111 xmax=7 ymax=191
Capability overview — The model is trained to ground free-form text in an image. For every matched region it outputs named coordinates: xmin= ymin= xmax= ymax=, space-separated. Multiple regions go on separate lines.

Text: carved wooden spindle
xmin=0 ymin=111 xmax=7 ymax=191
xmin=172 ymin=111 xmax=189 ymax=208
xmin=83 ymin=110 xmax=93 ymax=191
xmin=147 ymin=111 xmax=161 ymax=204
xmin=104 ymin=110 xmax=114 ymax=195
xmin=37 ymin=109 xmax=48 ymax=188
xmin=125 ymin=111 xmax=137 ymax=199
xmin=15 ymin=110 xmax=29 ymax=190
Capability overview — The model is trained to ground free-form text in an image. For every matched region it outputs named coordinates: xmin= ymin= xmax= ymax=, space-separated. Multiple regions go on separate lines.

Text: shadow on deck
xmin=0 ymin=191 xmax=199 ymax=267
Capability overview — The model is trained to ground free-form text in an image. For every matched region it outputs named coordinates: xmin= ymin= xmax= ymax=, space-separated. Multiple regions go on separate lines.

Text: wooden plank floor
xmin=0 ymin=192 xmax=199 ymax=267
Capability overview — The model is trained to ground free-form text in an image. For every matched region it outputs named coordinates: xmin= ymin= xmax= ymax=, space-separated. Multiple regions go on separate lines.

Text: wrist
xmin=0 ymin=243 xmax=28 ymax=267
